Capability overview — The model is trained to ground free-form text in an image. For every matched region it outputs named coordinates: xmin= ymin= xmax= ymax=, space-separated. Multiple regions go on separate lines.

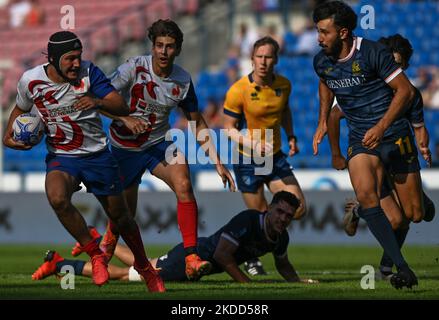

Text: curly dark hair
xmin=312 ymin=1 xmax=357 ymax=34
xmin=147 ymin=19 xmax=183 ymax=50
xmin=378 ymin=34 xmax=413 ymax=66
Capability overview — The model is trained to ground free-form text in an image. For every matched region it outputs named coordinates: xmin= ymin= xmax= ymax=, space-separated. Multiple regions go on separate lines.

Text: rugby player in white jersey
xmin=84 ymin=19 xmax=236 ymax=280
xmin=2 ymin=31 xmax=165 ymax=292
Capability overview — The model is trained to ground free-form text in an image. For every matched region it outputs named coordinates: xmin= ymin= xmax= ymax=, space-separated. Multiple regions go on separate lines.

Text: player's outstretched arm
xmin=213 ymin=237 xmax=250 ymax=283
xmin=327 ymin=105 xmax=347 ymax=170
xmin=187 ymin=110 xmax=236 ymax=191
xmin=2 ymin=105 xmax=32 ymax=150
xmin=75 ymin=91 xmax=129 ymax=117
xmin=362 ymin=75 xmax=415 ymax=149
xmin=274 ymin=255 xmax=318 ymax=284
xmin=313 ymin=79 xmax=334 ymax=155
xmin=99 ymin=110 xmax=150 ymax=135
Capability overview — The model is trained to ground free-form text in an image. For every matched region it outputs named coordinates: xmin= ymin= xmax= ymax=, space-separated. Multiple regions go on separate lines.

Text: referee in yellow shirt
xmin=223 ymin=36 xmax=306 ymax=275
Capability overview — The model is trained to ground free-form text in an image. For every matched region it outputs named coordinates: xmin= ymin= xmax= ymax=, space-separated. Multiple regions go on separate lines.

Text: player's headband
xmin=47 ymin=31 xmax=83 ymax=79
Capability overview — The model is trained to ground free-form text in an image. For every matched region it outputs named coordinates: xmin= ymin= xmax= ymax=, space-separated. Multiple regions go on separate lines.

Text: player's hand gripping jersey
xmin=314 ymin=37 xmax=411 ymax=144
xmin=110 ymin=55 xmax=198 ymax=150
xmin=16 ymin=61 xmax=114 ymax=155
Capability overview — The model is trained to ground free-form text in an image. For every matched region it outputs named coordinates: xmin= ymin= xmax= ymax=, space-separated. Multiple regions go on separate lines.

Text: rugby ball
xmin=12 ymin=113 xmax=45 ymax=146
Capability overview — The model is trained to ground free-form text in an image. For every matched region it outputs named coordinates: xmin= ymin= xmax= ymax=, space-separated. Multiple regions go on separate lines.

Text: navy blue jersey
xmin=203 ymin=209 xmax=289 ymax=272
xmin=155 ymin=209 xmax=290 ymax=280
xmin=314 ymin=37 xmax=411 ymax=143
xmin=406 ymin=87 xmax=424 ymax=127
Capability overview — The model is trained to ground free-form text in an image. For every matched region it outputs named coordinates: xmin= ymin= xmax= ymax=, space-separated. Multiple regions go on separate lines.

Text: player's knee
xmin=174 ymin=178 xmax=194 ymax=200
xmin=107 ymin=201 xmax=130 ymax=219
xmin=411 ymin=208 xmax=424 ymax=223
xmin=356 ymin=191 xmax=379 ymax=208
xmin=48 ymin=194 xmax=71 ymax=213
xmin=387 ymin=214 xmax=403 ymax=230
xmin=402 ymin=202 xmax=423 ymax=223
xmin=112 ymin=212 xmax=135 ymax=231
xmin=108 ymin=202 xmax=131 ymax=221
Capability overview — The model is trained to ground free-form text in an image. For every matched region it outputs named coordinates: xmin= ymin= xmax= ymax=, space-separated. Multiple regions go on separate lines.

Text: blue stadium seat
xmin=284 ymin=32 xmax=297 ymax=55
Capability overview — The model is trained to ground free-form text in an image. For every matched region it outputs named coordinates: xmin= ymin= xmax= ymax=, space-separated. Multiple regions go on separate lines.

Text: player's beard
xmin=326 ymin=36 xmax=343 ymax=60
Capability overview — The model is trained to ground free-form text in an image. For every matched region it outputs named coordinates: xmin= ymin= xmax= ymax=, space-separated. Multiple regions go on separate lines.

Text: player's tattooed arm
xmin=327 ymin=106 xmax=347 ymax=170
xmin=313 ymin=79 xmax=334 ymax=155
xmin=213 ymin=236 xmax=251 ymax=283
xmin=2 ymin=105 xmax=32 ymax=150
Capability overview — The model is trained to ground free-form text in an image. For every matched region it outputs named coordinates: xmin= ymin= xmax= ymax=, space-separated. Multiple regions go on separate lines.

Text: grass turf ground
xmin=0 ymin=244 xmax=438 ymax=300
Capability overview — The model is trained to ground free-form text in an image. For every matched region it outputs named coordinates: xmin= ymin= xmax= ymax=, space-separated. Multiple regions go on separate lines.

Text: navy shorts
xmin=45 ymin=148 xmax=123 ymax=196
xmin=111 ymin=140 xmax=174 ymax=189
xmin=346 ymin=134 xmax=420 ymax=175
xmin=379 ymin=134 xmax=420 ymax=175
xmin=233 ymin=151 xmax=294 ymax=193
xmin=156 ymin=237 xmax=218 ymax=281
xmin=380 ymin=176 xmax=392 ymax=199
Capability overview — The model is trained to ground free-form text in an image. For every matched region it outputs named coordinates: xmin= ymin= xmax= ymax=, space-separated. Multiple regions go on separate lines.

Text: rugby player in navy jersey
xmin=312 ymin=1 xmax=418 ymax=289
xmin=327 ymin=34 xmax=435 ymax=280
xmin=32 ymin=191 xmax=318 ymax=284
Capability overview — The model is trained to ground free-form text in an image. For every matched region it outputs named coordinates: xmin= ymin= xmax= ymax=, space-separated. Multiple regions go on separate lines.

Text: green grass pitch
xmin=0 ymin=245 xmax=438 ymax=299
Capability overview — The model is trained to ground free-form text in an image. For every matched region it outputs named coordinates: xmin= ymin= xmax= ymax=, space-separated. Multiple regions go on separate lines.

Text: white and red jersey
xmin=110 ymin=55 xmax=198 ymax=151
xmin=16 ymin=61 xmax=115 ymax=155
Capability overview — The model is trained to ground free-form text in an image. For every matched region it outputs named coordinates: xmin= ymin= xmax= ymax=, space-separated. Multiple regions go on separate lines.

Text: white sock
xmin=128 ymin=266 xmax=142 ymax=282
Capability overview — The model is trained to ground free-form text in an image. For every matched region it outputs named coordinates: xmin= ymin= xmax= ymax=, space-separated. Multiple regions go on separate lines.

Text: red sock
xmin=119 ymin=226 xmax=151 ymax=270
xmin=177 ymin=200 xmax=198 ymax=249
xmin=82 ymin=238 xmax=103 ymax=258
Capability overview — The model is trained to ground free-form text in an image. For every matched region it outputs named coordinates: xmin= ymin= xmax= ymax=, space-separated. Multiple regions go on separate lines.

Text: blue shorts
xmin=233 ymin=152 xmax=294 ymax=193
xmin=45 ymin=148 xmax=123 ymax=196
xmin=111 ymin=140 xmax=173 ymax=189
xmin=156 ymin=237 xmax=220 ymax=281
xmin=347 ymin=134 xmax=420 ymax=175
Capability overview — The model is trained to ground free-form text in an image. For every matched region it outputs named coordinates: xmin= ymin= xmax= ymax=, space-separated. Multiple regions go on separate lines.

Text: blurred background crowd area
xmin=1 ymin=0 xmax=439 ymax=174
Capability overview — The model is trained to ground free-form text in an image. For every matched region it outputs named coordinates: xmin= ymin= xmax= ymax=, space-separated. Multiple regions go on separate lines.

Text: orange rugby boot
xmin=32 ymin=250 xmax=64 ymax=280
xmin=71 ymin=226 xmax=101 ymax=257
xmin=185 ymin=254 xmax=212 ymax=281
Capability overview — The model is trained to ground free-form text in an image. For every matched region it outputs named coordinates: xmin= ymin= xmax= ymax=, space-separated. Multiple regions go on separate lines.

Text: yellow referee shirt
xmin=223 ymin=73 xmax=291 ymax=155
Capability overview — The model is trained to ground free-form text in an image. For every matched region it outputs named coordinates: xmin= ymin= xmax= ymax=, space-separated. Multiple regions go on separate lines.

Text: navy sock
xmin=358 ymin=206 xmax=408 ymax=268
xmin=56 ymin=259 xmax=86 ymax=276
xmin=380 ymin=227 xmax=409 ymax=269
